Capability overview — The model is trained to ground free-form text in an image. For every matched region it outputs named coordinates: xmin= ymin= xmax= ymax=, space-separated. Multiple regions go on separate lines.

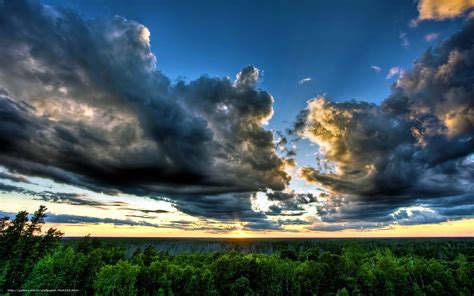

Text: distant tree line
xmin=0 ymin=206 xmax=473 ymax=295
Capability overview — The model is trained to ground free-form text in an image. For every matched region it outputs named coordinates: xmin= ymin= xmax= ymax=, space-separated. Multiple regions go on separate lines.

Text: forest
xmin=0 ymin=206 xmax=473 ymax=295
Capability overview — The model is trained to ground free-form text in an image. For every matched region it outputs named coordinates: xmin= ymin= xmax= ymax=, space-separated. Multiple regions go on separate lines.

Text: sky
xmin=0 ymin=0 xmax=473 ymax=237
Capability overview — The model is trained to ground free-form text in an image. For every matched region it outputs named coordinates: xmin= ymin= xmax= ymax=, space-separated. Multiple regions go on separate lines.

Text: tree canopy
xmin=0 ymin=206 xmax=473 ymax=295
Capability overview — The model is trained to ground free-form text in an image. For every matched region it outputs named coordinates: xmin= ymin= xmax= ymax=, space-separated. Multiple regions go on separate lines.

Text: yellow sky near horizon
xmin=2 ymin=190 xmax=473 ymax=238
xmin=46 ymin=218 xmax=474 ymax=238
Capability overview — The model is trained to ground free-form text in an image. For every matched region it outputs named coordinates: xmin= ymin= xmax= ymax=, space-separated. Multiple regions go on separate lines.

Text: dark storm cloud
xmin=36 ymin=192 xmax=106 ymax=207
xmin=234 ymin=65 xmax=260 ymax=88
xmin=308 ymin=192 xmax=474 ymax=231
xmin=267 ymin=191 xmax=295 ymax=201
xmin=161 ymin=192 xmax=283 ymax=231
xmin=267 ymin=191 xmax=317 ymax=203
xmin=294 ymin=19 xmax=474 ymax=230
xmin=0 ymin=183 xmax=33 ymax=195
xmin=124 ymin=208 xmax=169 ymax=214
xmin=0 ymin=181 xmax=126 ymax=208
xmin=275 ymin=131 xmax=297 ymax=157
xmin=0 ymin=0 xmax=290 ymax=193
xmin=171 ymin=193 xmax=265 ymax=222
xmin=264 ymin=192 xmax=317 ymax=218
xmin=0 ymin=172 xmax=30 ymax=183
xmin=0 ymin=0 xmax=292 ymax=224
xmin=35 ymin=191 xmax=129 ymax=208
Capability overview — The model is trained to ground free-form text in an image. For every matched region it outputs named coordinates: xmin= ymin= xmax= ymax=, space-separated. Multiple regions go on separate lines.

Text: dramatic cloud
xmin=0 ymin=171 xmax=30 ymax=183
xmin=0 ymin=0 xmax=292 ymax=226
xmin=1 ymin=0 xmax=473 ymax=233
xmin=294 ymin=20 xmax=474 ymax=229
xmin=169 ymin=192 xmax=283 ymax=230
xmin=36 ymin=192 xmax=129 ymax=208
xmin=171 ymin=193 xmax=265 ymax=221
xmin=0 ymin=180 xmax=127 ymax=208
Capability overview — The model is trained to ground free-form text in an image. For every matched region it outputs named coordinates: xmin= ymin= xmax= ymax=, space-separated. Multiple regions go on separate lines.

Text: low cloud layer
xmin=0 ymin=210 xmax=160 ymax=228
xmin=295 ymin=19 xmax=474 ymax=229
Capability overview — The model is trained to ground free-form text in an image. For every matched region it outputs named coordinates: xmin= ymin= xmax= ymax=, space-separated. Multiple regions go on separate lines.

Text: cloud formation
xmin=386 ymin=67 xmax=405 ymax=79
xmin=425 ymin=32 xmax=440 ymax=42
xmin=0 ymin=0 xmax=293 ymax=227
xmin=1 ymin=0 xmax=473 ymax=232
xmin=399 ymin=32 xmax=410 ymax=48
xmin=298 ymin=77 xmax=312 ymax=85
xmin=0 ymin=210 xmax=160 ymax=228
xmin=294 ymin=19 xmax=474 ymax=229
xmin=417 ymin=0 xmax=474 ymax=21
xmin=370 ymin=66 xmax=382 ymax=73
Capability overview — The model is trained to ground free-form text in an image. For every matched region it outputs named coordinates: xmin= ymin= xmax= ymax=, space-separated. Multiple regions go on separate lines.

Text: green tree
xmin=296 ymin=261 xmax=324 ymax=296
xmin=0 ymin=206 xmax=63 ymax=292
xmin=23 ymin=247 xmax=86 ymax=293
xmin=94 ymin=260 xmax=140 ymax=296
xmin=231 ymin=276 xmax=254 ymax=296
xmin=336 ymin=287 xmax=349 ymax=296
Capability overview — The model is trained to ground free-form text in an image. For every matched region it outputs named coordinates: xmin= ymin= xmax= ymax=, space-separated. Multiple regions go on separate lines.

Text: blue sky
xmin=1 ymin=0 xmax=473 ymax=236
xmin=44 ymin=0 xmax=464 ymax=129
xmin=42 ymin=0 xmax=466 ymax=183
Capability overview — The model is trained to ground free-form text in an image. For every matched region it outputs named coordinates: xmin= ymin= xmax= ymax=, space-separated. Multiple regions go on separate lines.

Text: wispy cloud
xmin=370 ymin=65 xmax=382 ymax=73
xmin=298 ymin=77 xmax=312 ymax=85
xmin=400 ymin=31 xmax=410 ymax=48
xmin=386 ymin=66 xmax=404 ymax=79
xmin=425 ymin=32 xmax=439 ymax=42
xmin=409 ymin=18 xmax=419 ymax=28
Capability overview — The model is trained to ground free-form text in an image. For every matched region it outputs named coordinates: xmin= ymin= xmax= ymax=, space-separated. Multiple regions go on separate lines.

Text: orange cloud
xmin=417 ymin=0 xmax=474 ymax=20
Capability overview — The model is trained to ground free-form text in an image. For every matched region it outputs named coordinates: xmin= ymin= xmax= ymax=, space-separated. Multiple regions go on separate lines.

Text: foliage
xmin=0 ymin=205 xmax=63 ymax=291
xmin=1 ymin=207 xmax=473 ymax=295
xmin=94 ymin=260 xmax=140 ymax=296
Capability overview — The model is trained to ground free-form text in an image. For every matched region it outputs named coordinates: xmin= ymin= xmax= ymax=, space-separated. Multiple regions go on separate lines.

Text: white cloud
xmin=370 ymin=65 xmax=382 ymax=73
xmin=386 ymin=66 xmax=404 ymax=79
xmin=425 ymin=32 xmax=439 ymax=42
xmin=400 ymin=31 xmax=410 ymax=48
xmin=409 ymin=18 xmax=419 ymax=28
xmin=298 ymin=77 xmax=312 ymax=85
